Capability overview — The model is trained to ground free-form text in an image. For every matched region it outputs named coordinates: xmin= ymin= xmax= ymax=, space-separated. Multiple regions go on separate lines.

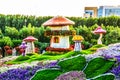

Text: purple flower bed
xmin=0 ymin=66 xmax=42 ymax=80
xmin=0 ymin=61 xmax=58 ymax=80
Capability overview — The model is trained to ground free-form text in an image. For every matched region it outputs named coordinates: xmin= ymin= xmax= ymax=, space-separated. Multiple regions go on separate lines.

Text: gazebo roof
xmin=42 ymin=16 xmax=75 ymax=26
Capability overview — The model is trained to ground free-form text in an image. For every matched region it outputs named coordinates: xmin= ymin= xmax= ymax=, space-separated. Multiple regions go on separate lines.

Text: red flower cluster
xmin=46 ymin=46 xmax=73 ymax=52
xmin=35 ymin=47 xmax=39 ymax=53
xmin=19 ymin=48 xmax=25 ymax=54
xmin=4 ymin=46 xmax=12 ymax=55
xmin=15 ymin=46 xmax=20 ymax=51
xmin=6 ymin=49 xmax=12 ymax=55
xmin=4 ymin=46 xmax=10 ymax=50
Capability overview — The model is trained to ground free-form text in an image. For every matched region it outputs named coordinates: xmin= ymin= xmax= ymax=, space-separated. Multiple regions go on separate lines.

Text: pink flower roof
xmin=93 ymin=26 xmax=106 ymax=34
xmin=42 ymin=16 xmax=75 ymax=26
xmin=23 ymin=36 xmax=38 ymax=42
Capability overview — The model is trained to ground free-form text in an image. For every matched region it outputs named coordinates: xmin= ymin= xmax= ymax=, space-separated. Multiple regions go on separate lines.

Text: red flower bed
xmin=46 ymin=46 xmax=73 ymax=52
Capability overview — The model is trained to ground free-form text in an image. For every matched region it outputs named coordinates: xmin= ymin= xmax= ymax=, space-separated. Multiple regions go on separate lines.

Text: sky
xmin=0 ymin=0 xmax=120 ymax=17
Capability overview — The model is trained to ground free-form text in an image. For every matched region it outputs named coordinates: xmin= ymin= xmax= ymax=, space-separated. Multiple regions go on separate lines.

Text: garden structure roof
xmin=72 ymin=35 xmax=84 ymax=41
xmin=93 ymin=26 xmax=106 ymax=34
xmin=42 ymin=16 xmax=75 ymax=26
xmin=23 ymin=36 xmax=38 ymax=42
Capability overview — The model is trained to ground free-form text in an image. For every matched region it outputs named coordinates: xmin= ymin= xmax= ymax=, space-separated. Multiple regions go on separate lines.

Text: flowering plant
xmin=55 ymin=71 xmax=86 ymax=80
xmin=46 ymin=47 xmax=73 ymax=52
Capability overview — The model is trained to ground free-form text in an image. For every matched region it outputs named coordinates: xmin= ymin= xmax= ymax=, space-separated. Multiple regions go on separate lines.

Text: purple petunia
xmin=0 ymin=66 xmax=42 ymax=80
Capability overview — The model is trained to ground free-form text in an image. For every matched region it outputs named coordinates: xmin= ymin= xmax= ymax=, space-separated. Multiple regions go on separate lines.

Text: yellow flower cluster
xmin=72 ymin=35 xmax=84 ymax=41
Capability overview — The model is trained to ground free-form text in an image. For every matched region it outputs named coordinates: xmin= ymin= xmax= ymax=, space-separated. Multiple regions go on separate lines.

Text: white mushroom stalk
xmin=98 ymin=33 xmax=103 ymax=44
xmin=93 ymin=26 xmax=106 ymax=45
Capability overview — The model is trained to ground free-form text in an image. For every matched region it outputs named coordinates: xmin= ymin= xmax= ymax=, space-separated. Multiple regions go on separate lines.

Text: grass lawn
xmin=5 ymin=44 xmax=106 ymax=64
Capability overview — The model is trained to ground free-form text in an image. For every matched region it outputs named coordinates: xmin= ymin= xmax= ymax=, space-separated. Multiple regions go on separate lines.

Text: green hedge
xmin=57 ymin=55 xmax=86 ymax=72
xmin=92 ymin=73 xmax=115 ymax=80
xmin=31 ymin=56 xmax=115 ymax=80
xmin=31 ymin=69 xmax=62 ymax=80
xmin=0 ymin=14 xmax=120 ymax=48
xmin=14 ymin=56 xmax=30 ymax=61
xmin=0 ymin=14 xmax=120 ymax=32
xmin=84 ymin=57 xmax=115 ymax=78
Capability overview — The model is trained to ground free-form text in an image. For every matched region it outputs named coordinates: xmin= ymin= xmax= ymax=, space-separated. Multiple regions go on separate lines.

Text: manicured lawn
xmin=5 ymin=44 xmax=106 ymax=64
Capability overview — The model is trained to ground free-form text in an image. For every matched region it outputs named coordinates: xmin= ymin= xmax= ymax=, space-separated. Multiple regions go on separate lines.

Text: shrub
xmin=57 ymin=55 xmax=86 ymax=72
xmin=55 ymin=71 xmax=86 ymax=80
xmin=14 ymin=56 xmax=30 ymax=61
xmin=90 ymin=44 xmax=106 ymax=48
xmin=84 ymin=57 xmax=115 ymax=78
xmin=5 ymin=26 xmax=19 ymax=39
xmin=0 ymin=39 xmax=4 ymax=47
xmin=43 ymin=51 xmax=65 ymax=55
xmin=3 ymin=37 xmax=13 ymax=47
xmin=12 ymin=40 xmax=22 ymax=47
xmin=91 ymin=73 xmax=115 ymax=80
xmin=31 ymin=69 xmax=62 ymax=80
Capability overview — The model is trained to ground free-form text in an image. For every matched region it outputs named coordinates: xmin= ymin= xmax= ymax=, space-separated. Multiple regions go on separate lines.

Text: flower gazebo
xmin=43 ymin=16 xmax=76 ymax=51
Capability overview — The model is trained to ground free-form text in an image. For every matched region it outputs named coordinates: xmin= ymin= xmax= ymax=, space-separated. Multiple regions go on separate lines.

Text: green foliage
xmin=84 ymin=57 xmax=115 ymax=78
xmin=19 ymin=23 xmax=34 ymax=39
xmin=5 ymin=26 xmax=19 ymax=39
xmin=14 ymin=56 xmax=30 ymax=62
xmin=90 ymin=44 xmax=106 ymax=48
xmin=31 ymin=69 xmax=62 ymax=80
xmin=104 ymin=27 xmax=120 ymax=45
xmin=0 ymin=29 xmax=3 ymax=38
xmin=31 ymin=55 xmax=115 ymax=80
xmin=43 ymin=51 xmax=65 ymax=55
xmin=58 ymin=55 xmax=86 ymax=72
xmin=92 ymin=73 xmax=115 ymax=80
xmin=12 ymin=39 xmax=22 ymax=47
xmin=88 ymin=44 xmax=106 ymax=51
xmin=0 ymin=39 xmax=4 ymax=47
xmin=34 ymin=42 xmax=49 ymax=50
xmin=3 ymin=37 xmax=13 ymax=47
xmin=0 ymin=14 xmax=120 ymax=47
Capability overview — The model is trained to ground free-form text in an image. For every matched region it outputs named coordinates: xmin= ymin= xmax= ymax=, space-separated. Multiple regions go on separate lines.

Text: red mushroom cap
xmin=42 ymin=16 xmax=75 ymax=26
xmin=23 ymin=36 xmax=38 ymax=42
xmin=93 ymin=26 xmax=106 ymax=34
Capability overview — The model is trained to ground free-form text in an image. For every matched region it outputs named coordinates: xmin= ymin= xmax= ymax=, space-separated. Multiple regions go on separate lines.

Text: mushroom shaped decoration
xmin=93 ymin=26 xmax=106 ymax=44
xmin=23 ymin=36 xmax=38 ymax=54
xmin=72 ymin=35 xmax=84 ymax=51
